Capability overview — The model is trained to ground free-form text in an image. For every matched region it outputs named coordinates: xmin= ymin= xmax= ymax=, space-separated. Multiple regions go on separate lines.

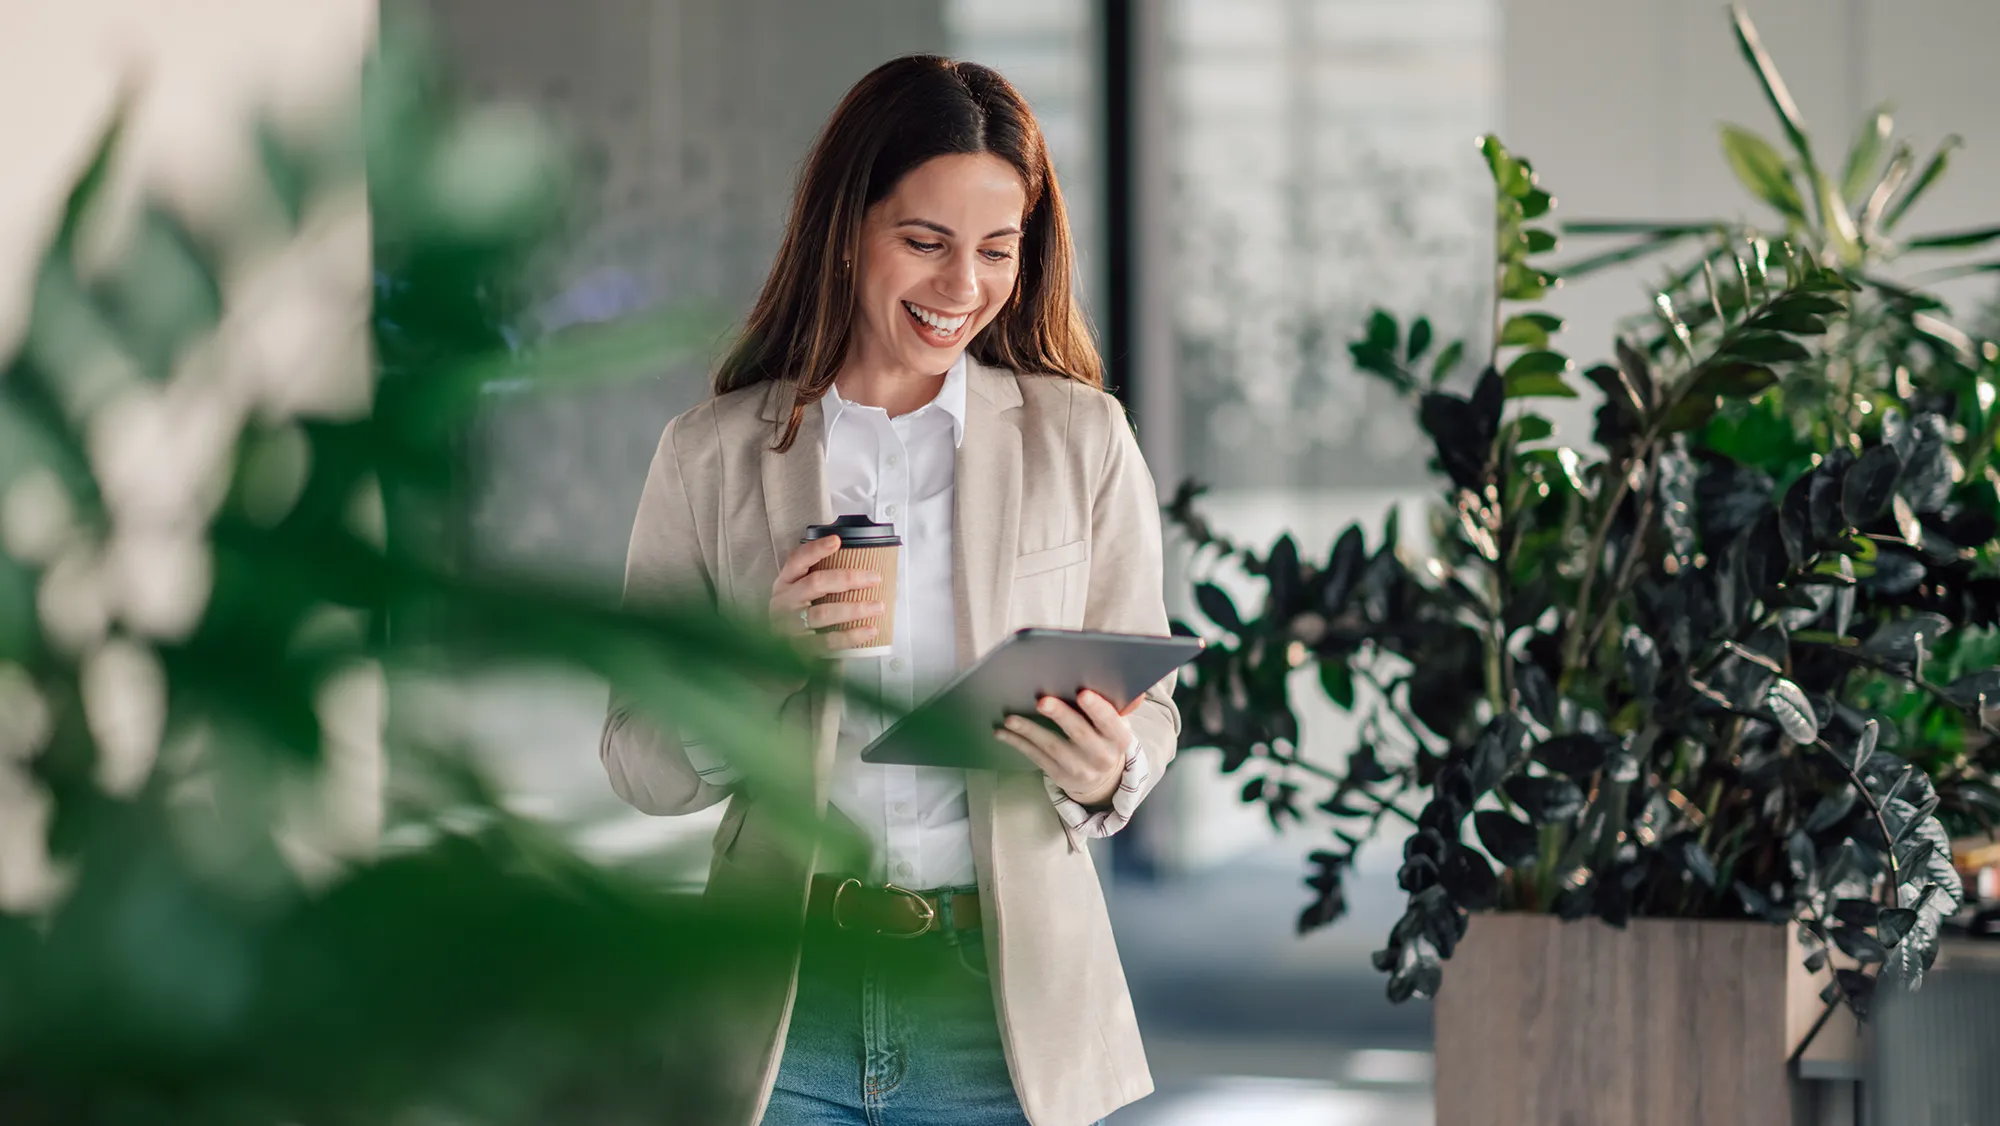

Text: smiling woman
xmin=600 ymin=54 xmax=1179 ymax=1126
xmin=712 ymin=55 xmax=1102 ymax=452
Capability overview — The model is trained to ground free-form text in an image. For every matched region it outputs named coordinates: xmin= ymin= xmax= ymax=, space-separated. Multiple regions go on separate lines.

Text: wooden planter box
xmin=1434 ymin=914 xmax=1862 ymax=1126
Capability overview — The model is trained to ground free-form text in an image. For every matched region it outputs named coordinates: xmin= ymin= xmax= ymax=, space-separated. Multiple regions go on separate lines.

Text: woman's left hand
xmin=995 ymin=690 xmax=1141 ymax=808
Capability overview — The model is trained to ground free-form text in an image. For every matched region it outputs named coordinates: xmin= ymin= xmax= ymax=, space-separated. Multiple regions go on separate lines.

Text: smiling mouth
xmin=903 ymin=300 xmax=971 ymax=344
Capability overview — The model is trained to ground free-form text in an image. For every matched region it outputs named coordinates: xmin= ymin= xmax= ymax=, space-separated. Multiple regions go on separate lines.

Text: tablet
xmin=859 ymin=628 xmax=1205 ymax=771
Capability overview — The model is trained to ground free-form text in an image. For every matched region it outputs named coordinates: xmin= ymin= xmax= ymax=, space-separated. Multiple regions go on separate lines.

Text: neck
xmin=834 ymin=352 xmax=952 ymax=418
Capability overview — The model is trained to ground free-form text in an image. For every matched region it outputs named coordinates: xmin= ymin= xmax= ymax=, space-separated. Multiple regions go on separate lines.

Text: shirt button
xmin=889 ymin=658 xmax=905 ymax=672
xmin=885 ymin=503 xmax=899 ymax=518
xmin=894 ymin=802 xmax=910 ymax=815
xmin=894 ymin=861 xmax=914 ymax=880
xmin=886 ymin=453 xmax=900 ymax=467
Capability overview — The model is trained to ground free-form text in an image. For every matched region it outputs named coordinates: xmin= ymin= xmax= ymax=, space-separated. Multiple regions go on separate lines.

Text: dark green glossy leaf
xmin=1319 ymin=660 xmax=1356 ymax=710
xmin=1768 ymin=678 xmax=1818 ymax=742
xmin=1406 ymin=316 xmax=1433 ymax=361
xmin=1439 ymin=843 xmax=1498 ymax=909
xmin=1842 ymin=445 xmax=1903 ymax=525
xmin=1474 ymin=810 xmax=1539 ymax=868
xmin=1520 ymin=189 xmax=1552 ymax=219
xmin=1366 ymin=309 xmax=1398 ymax=351
xmin=1523 ymin=227 xmax=1558 ymax=254
xmin=1501 ymin=774 xmax=1585 ymax=824
xmin=1878 ymin=907 xmax=1919 ymax=947
xmin=1195 ymin=582 xmax=1246 ymax=635
xmin=1531 ymin=733 xmax=1613 ymax=779
xmin=1723 ymin=332 xmax=1811 ymax=365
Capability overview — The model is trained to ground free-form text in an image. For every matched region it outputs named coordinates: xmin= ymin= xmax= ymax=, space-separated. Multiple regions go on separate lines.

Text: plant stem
xmin=1354 ymin=665 xmax=1444 ymax=754
xmin=1814 ymin=736 xmax=1901 ymax=906
xmin=1562 ymin=463 xmax=1638 ymax=676
xmin=1580 ymin=445 xmax=1662 ymax=660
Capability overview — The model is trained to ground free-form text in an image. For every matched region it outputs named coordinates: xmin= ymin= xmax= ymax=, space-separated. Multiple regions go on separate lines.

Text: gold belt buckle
xmin=832 ymin=877 xmax=937 ymax=938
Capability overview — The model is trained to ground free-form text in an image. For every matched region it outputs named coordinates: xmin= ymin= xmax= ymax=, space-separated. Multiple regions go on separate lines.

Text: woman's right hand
xmin=770 ymin=535 xmax=884 ymax=656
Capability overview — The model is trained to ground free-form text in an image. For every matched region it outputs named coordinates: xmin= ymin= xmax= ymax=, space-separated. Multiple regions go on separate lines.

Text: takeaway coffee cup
xmin=802 ymin=514 xmax=901 ymax=658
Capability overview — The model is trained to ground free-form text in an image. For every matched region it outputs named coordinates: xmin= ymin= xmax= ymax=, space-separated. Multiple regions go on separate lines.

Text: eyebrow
xmin=895 ymin=218 xmax=1023 ymax=240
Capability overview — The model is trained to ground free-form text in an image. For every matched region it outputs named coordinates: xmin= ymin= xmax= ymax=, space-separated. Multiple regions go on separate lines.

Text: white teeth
xmin=903 ymin=301 xmax=967 ymax=333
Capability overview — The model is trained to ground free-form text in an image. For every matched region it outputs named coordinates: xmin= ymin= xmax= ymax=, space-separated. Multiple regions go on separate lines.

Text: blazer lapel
xmin=758 ymin=380 xmax=832 ymax=566
xmin=956 ymin=361 xmax=1024 ymax=895
xmin=953 ymin=360 xmax=1024 ymax=666
xmin=757 ymin=381 xmax=840 ymax=804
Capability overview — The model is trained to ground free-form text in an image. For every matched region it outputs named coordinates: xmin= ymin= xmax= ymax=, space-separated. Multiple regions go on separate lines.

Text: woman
xmin=599 ymin=55 xmax=1179 ymax=1126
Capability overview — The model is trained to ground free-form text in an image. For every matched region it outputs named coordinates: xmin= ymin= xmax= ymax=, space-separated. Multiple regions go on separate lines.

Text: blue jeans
xmin=763 ymin=917 xmax=1070 ymax=1126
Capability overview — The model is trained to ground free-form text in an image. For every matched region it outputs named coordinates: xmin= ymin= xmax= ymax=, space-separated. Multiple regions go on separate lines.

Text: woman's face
xmin=848 ymin=152 xmax=1027 ymax=379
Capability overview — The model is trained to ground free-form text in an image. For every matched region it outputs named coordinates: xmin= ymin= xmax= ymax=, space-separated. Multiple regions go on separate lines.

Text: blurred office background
xmin=6 ymin=1 xmax=2000 ymax=1123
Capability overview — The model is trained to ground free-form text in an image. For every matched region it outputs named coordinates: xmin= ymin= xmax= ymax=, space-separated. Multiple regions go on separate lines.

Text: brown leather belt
xmin=806 ymin=875 xmax=981 ymax=939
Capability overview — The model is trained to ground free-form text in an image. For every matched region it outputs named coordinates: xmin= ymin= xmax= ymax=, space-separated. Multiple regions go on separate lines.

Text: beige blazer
xmin=599 ymin=358 xmax=1181 ymax=1126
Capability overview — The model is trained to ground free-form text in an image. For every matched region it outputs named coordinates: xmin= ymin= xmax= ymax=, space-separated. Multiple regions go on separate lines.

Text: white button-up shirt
xmin=818 ymin=355 xmax=976 ymax=889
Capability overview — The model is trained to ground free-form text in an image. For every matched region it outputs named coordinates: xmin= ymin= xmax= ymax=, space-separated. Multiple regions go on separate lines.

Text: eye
xmin=904 ymin=238 xmax=943 ymax=253
xmin=980 ymin=248 xmax=1015 ymax=262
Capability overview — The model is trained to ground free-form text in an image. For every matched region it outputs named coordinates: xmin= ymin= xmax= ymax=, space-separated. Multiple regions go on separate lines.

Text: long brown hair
xmin=714 ymin=55 xmax=1101 ymax=451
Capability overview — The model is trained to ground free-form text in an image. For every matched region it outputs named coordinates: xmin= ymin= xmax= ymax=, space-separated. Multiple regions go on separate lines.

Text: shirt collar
xmin=821 ymin=352 xmax=970 ymax=449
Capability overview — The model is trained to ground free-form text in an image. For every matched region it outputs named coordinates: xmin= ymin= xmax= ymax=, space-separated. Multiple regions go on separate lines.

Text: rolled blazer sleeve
xmin=1064 ymin=391 xmax=1182 ymax=819
xmin=598 ymin=414 xmax=733 ymax=816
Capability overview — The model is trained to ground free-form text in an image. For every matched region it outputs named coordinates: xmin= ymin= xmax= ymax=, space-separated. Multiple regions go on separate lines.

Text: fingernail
xmin=1038 ymin=699 xmax=1056 ymax=714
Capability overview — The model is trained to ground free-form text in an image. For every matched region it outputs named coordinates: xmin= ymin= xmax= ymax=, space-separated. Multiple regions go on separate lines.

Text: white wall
xmin=1502 ymin=0 xmax=2000 ymax=366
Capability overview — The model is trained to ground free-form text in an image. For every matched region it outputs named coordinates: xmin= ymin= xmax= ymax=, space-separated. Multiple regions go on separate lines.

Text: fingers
xmin=994 ymin=721 xmax=1061 ymax=774
xmin=774 ymin=569 xmax=881 ymax=614
xmin=1079 ymin=689 xmax=1136 ymax=725
xmin=804 ymin=600 xmax=884 ymax=630
xmin=778 ymin=535 xmax=843 ymax=584
xmin=1036 ymin=696 xmax=1100 ymax=749
xmin=817 ymin=625 xmax=880 ymax=652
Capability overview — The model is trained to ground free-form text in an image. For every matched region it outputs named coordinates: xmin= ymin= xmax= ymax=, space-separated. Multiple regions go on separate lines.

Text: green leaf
xmin=1504 ymin=350 xmax=1571 ymax=381
xmin=1407 ymin=317 xmax=1433 ymax=362
xmin=1904 ymin=222 xmax=2000 ymax=252
xmin=1556 ymin=230 xmax=1705 ymax=281
xmin=1366 ymin=309 xmax=1398 ymax=351
xmin=1730 ymin=5 xmax=1855 ymax=253
xmin=1883 ymin=135 xmax=1961 ymax=232
xmin=1504 ymin=372 xmax=1578 ymax=400
xmin=1520 ymin=189 xmax=1553 ymax=219
xmin=1721 ymin=124 xmax=1807 ymax=222
xmin=1319 ymin=660 xmax=1356 ymax=710
xmin=1514 ymin=415 xmax=1555 ymax=443
xmin=1723 ymin=332 xmax=1812 ymax=365
xmin=1523 ymin=228 xmax=1558 ymax=254
xmin=1839 ymin=103 xmax=1893 ymax=206
xmin=1430 ymin=340 xmax=1465 ymax=384
xmin=1499 ymin=316 xmax=1550 ymax=349
xmin=1502 ymin=263 xmax=1554 ymax=301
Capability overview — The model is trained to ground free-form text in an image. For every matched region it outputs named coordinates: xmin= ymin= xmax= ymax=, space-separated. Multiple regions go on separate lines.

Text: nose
xmin=934 ymin=248 xmax=979 ymax=308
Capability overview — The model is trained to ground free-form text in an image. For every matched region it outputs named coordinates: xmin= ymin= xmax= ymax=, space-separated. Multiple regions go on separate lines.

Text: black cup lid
xmin=802 ymin=513 xmax=901 ymax=547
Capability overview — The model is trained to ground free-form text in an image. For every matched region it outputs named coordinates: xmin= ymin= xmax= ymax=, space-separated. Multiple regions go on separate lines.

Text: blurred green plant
xmin=0 ymin=16 xmax=840 ymax=1125
xmin=1167 ymin=4 xmax=1993 ymax=1019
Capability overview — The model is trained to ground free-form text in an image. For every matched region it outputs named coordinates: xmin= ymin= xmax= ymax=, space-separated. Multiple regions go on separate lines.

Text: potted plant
xmin=1167 ymin=7 xmax=1996 ymax=1121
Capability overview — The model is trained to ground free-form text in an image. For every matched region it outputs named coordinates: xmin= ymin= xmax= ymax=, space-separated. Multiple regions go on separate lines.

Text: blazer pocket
xmin=1014 ymin=538 xmax=1089 ymax=579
